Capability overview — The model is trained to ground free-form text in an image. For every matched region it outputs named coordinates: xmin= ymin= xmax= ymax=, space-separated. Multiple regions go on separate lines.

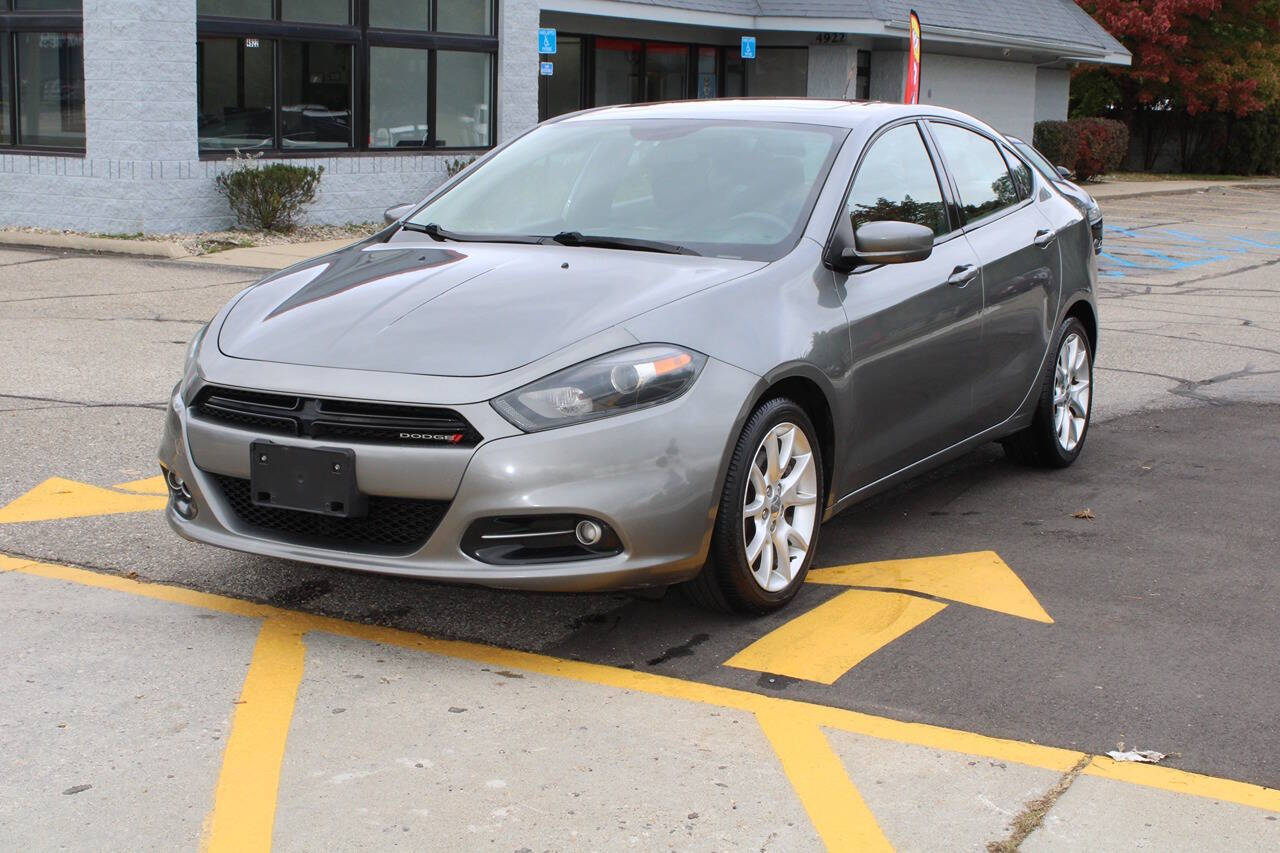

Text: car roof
xmin=555 ymin=98 xmax=993 ymax=132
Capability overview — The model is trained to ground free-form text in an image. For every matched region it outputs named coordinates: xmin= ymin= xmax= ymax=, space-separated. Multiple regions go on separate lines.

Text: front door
xmin=836 ymin=122 xmax=985 ymax=490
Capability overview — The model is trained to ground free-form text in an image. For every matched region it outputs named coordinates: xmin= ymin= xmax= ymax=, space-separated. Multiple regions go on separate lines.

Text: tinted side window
xmin=930 ymin=123 xmax=1020 ymax=222
xmin=845 ymin=123 xmax=949 ymax=238
xmin=1001 ymin=146 xmax=1034 ymax=199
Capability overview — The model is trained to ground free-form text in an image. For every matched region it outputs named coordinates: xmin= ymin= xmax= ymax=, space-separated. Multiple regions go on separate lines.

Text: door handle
xmin=1033 ymin=229 xmax=1057 ymax=248
xmin=946 ymin=264 xmax=979 ymax=287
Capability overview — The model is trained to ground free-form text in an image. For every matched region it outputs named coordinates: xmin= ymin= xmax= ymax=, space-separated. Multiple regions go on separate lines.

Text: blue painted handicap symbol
xmin=741 ymin=36 xmax=757 ymax=59
xmin=538 ymin=28 xmax=557 ymax=55
xmin=540 ymin=61 xmax=554 ymax=77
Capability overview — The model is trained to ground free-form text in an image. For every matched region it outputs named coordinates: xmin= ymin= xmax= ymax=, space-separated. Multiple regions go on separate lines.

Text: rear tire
xmin=683 ymin=397 xmax=824 ymax=614
xmin=1002 ymin=316 xmax=1093 ymax=468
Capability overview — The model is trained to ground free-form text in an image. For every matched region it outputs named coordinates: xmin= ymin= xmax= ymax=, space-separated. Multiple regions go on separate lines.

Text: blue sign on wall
xmin=538 ymin=28 xmax=557 ymax=55
xmin=740 ymin=36 xmax=757 ymax=59
xmin=540 ymin=61 xmax=554 ymax=76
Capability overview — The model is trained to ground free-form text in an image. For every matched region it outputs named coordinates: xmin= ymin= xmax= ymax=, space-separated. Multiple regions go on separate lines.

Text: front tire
xmin=684 ymin=397 xmax=824 ymax=614
xmin=1003 ymin=316 xmax=1094 ymax=468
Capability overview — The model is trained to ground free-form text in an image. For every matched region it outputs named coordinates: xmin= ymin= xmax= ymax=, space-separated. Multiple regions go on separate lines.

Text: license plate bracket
xmin=250 ymin=442 xmax=366 ymax=518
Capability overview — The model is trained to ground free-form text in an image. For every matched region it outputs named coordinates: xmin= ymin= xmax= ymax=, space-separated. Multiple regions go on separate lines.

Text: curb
xmin=1089 ymin=179 xmax=1280 ymax=202
xmin=0 ymin=231 xmax=191 ymax=259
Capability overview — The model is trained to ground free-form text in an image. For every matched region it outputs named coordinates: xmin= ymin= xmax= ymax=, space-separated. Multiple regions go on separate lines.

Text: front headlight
xmin=183 ymin=324 xmax=209 ymax=387
xmin=491 ymin=345 xmax=708 ymax=432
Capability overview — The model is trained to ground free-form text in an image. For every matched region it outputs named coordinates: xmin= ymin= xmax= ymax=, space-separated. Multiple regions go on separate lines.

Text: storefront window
xmin=197 ymin=38 xmax=274 ymax=150
xmin=0 ymin=38 xmax=9 ymax=145
xmin=197 ymin=1 xmax=495 ymax=153
xmin=594 ymin=39 xmax=641 ymax=107
xmin=2 ymin=0 xmax=86 ymax=152
xmin=369 ymin=0 xmax=429 ymax=30
xmin=15 ymin=32 xmax=84 ymax=148
xmin=644 ymin=42 xmax=686 ymax=102
xmin=437 ymin=50 xmax=491 ymax=148
xmin=281 ymin=0 xmax=349 ymax=24
xmin=198 ymin=0 xmax=270 ymax=18
xmin=437 ymin=0 xmax=490 ymax=35
xmin=369 ymin=46 xmax=428 ymax=148
xmin=280 ymin=41 xmax=352 ymax=148
xmin=695 ymin=47 xmax=717 ymax=99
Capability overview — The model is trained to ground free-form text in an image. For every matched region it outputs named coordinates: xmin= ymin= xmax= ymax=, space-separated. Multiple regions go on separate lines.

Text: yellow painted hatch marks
xmin=756 ymin=707 xmax=893 ymax=850
xmin=808 ymin=551 xmax=1053 ymax=623
xmin=727 ymin=551 xmax=1053 ymax=684
xmin=4 ymin=552 xmax=1280 ymax=853
xmin=727 ymin=590 xmax=946 ymax=684
xmin=203 ymin=616 xmax=307 ymax=853
xmin=0 ymin=476 xmax=167 ymax=524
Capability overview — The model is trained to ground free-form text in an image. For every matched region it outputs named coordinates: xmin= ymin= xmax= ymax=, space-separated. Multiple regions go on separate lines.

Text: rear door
xmin=836 ymin=121 xmax=985 ymax=489
xmin=926 ymin=121 xmax=1062 ymax=431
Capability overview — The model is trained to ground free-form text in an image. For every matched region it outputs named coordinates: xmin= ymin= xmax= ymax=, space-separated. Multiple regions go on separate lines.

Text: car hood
xmin=217 ymin=237 xmax=764 ymax=377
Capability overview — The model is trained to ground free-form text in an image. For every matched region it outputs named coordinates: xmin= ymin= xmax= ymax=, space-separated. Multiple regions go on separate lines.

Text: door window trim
xmin=922 ymin=118 xmax=1031 ymax=233
xmin=823 ymin=116 xmax=962 ymax=269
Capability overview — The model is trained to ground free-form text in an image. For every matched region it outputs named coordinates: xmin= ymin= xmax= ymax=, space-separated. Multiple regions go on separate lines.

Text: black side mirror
xmin=1056 ymin=165 xmax=1074 ymax=180
xmin=384 ymin=202 xmax=416 ymax=226
xmin=827 ymin=220 xmax=935 ymax=273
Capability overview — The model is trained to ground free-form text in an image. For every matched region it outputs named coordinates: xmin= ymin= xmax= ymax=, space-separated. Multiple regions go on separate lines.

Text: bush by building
xmin=1032 ymin=118 xmax=1127 ymax=180
xmin=214 ymin=154 xmax=325 ymax=232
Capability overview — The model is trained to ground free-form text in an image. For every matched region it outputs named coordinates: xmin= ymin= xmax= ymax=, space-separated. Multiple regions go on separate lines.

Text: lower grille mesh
xmin=209 ymin=474 xmax=447 ymax=554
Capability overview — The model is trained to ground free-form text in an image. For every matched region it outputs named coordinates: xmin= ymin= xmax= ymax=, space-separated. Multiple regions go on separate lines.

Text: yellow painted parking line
xmin=726 ymin=589 xmax=947 ymax=683
xmin=4 ymin=553 xmax=1279 ymax=838
xmin=0 ymin=477 xmax=167 ymax=524
xmin=113 ymin=475 xmax=168 ymax=495
xmin=808 ymin=551 xmax=1054 ymax=623
xmin=203 ymin=617 xmax=307 ymax=853
xmin=757 ymin=707 xmax=892 ymax=850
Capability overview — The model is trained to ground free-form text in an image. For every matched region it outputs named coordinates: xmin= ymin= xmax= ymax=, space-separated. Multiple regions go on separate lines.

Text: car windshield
xmin=1010 ymin=139 xmax=1061 ymax=183
xmin=406 ymin=118 xmax=847 ymax=261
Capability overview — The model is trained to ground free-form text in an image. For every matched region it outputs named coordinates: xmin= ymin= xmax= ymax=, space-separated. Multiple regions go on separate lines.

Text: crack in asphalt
xmin=0 ymin=256 xmax=63 ymax=269
xmin=0 ymin=279 xmax=256 ymax=305
xmin=1103 ymin=328 xmax=1280 ymax=358
xmin=0 ymin=393 xmax=166 ymax=412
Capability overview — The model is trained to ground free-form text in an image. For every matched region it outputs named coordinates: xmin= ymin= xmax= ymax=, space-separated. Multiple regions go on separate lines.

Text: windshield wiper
xmin=550 ymin=231 xmax=699 ymax=256
xmin=400 ymin=221 xmax=541 ymax=244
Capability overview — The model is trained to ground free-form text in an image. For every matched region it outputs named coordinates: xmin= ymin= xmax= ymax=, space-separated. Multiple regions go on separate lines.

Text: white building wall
xmin=0 ymin=0 xmax=542 ymax=234
xmin=917 ymin=54 xmax=1038 ymax=139
xmin=868 ymin=49 xmax=906 ymax=104
xmin=805 ymin=44 xmax=862 ymax=100
xmin=1034 ymin=67 xmax=1070 ymax=125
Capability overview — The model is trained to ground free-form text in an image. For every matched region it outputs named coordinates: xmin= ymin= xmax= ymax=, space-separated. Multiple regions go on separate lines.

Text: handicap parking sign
xmin=540 ymin=62 xmax=554 ymax=76
xmin=538 ymin=28 xmax=557 ymax=55
xmin=741 ymin=36 xmax=757 ymax=59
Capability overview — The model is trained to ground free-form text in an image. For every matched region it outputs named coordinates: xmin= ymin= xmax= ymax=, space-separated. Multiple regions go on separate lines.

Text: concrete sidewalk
xmin=4 ymin=554 xmax=1277 ymax=852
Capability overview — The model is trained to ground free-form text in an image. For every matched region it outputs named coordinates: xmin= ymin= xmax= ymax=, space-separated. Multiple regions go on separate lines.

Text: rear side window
xmin=929 ymin=123 xmax=1021 ymax=223
xmin=845 ymin=123 xmax=949 ymax=237
xmin=1001 ymin=146 xmax=1034 ymax=199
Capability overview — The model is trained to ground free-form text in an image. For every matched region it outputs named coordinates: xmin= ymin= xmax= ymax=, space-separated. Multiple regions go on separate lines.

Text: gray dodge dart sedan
xmin=161 ymin=99 xmax=1097 ymax=614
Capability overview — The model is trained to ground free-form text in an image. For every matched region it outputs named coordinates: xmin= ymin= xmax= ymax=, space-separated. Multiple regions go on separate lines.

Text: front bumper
xmin=158 ymin=358 xmax=756 ymax=592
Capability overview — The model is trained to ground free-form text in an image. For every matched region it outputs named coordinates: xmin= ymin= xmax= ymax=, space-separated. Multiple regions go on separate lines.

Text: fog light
xmin=574 ymin=519 xmax=603 ymax=546
xmin=165 ymin=468 xmax=188 ymax=496
xmin=163 ymin=466 xmax=197 ymax=519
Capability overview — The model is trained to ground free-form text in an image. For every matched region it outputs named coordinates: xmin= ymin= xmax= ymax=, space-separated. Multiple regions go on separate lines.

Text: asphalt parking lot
xmin=3 ymin=186 xmax=1280 ymax=850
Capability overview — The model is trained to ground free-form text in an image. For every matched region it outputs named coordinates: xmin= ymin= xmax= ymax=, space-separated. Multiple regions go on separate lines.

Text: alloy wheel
xmin=1053 ymin=332 xmax=1091 ymax=452
xmin=742 ymin=422 xmax=819 ymax=592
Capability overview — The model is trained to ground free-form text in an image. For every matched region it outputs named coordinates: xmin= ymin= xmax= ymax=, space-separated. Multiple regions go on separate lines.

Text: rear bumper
xmin=159 ymin=358 xmax=755 ymax=592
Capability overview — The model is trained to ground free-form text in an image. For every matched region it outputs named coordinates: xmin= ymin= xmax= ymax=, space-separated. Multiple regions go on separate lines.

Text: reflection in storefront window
xmin=16 ymin=32 xmax=85 ymax=149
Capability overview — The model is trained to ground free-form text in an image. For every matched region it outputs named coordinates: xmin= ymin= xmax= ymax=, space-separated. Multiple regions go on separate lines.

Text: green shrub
xmin=214 ymin=152 xmax=324 ymax=232
xmin=1032 ymin=121 xmax=1077 ymax=172
xmin=1071 ymin=118 xmax=1129 ymax=181
xmin=444 ymin=156 xmax=476 ymax=177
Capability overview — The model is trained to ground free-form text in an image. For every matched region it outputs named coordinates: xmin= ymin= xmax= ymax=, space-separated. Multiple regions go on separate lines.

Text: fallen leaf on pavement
xmin=1073 ymin=509 xmax=1095 ymax=519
